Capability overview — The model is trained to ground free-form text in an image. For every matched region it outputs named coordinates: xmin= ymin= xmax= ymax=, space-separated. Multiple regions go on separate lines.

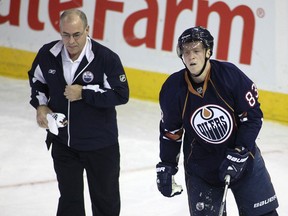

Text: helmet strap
xmin=191 ymin=57 xmax=208 ymax=77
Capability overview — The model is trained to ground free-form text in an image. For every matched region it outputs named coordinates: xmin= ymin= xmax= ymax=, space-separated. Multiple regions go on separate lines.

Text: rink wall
xmin=0 ymin=1 xmax=287 ymax=123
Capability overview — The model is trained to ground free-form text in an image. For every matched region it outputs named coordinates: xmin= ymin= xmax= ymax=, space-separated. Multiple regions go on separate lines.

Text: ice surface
xmin=0 ymin=77 xmax=287 ymax=215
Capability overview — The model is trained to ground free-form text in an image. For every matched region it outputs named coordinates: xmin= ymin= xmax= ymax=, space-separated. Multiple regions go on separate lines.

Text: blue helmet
xmin=177 ymin=26 xmax=214 ymax=58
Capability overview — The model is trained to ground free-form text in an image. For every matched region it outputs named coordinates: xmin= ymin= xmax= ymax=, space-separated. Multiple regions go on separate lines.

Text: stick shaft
xmin=218 ymin=175 xmax=231 ymax=216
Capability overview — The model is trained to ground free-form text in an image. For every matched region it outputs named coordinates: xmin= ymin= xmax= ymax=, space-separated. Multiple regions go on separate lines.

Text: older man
xmin=28 ymin=9 xmax=129 ymax=216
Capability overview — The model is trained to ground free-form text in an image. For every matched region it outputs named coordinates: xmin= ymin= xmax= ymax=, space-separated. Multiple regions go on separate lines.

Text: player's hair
xmin=60 ymin=9 xmax=88 ymax=30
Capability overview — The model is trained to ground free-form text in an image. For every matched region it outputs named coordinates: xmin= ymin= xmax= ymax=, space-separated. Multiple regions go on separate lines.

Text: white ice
xmin=0 ymin=76 xmax=287 ymax=216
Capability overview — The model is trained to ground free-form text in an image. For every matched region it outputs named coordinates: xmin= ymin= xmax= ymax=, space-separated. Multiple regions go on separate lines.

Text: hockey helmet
xmin=177 ymin=26 xmax=214 ymax=58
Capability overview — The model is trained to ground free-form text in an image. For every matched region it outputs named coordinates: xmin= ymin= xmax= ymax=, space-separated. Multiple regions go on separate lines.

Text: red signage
xmin=0 ymin=0 xmax=255 ymax=64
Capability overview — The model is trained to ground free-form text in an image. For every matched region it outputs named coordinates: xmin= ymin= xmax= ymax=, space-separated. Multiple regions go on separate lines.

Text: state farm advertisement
xmin=0 ymin=0 xmax=287 ymax=93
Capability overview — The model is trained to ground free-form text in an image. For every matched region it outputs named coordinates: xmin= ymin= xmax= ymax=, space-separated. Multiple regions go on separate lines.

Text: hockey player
xmin=156 ymin=26 xmax=279 ymax=215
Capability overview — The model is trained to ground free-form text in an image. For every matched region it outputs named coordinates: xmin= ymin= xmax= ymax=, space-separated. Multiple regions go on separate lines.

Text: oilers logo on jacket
xmin=28 ymin=37 xmax=129 ymax=151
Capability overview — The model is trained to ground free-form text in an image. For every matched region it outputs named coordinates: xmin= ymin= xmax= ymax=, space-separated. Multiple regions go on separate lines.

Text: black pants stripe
xmin=51 ymin=142 xmax=121 ymax=216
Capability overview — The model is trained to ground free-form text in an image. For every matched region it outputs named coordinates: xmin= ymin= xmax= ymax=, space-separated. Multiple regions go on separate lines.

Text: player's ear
xmin=206 ymin=49 xmax=212 ymax=58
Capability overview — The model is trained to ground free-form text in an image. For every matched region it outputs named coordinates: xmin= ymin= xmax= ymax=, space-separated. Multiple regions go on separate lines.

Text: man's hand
xmin=36 ymin=105 xmax=52 ymax=128
xmin=219 ymin=147 xmax=250 ymax=183
xmin=156 ymin=162 xmax=183 ymax=197
xmin=46 ymin=113 xmax=67 ymax=135
xmin=64 ymin=84 xmax=82 ymax=101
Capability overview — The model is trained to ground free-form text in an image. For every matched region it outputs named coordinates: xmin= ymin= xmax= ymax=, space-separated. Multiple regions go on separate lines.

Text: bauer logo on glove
xmin=219 ymin=147 xmax=250 ymax=183
xmin=46 ymin=113 xmax=67 ymax=135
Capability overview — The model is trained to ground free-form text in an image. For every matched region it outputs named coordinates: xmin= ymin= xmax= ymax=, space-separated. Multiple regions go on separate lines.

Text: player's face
xmin=182 ymin=41 xmax=208 ymax=75
xmin=60 ymin=15 xmax=89 ymax=61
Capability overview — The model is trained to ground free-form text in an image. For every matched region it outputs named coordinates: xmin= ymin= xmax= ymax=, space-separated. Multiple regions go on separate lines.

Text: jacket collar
xmin=49 ymin=37 xmax=94 ymax=63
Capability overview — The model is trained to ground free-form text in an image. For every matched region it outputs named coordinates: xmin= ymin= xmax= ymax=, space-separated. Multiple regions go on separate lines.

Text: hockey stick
xmin=218 ymin=175 xmax=231 ymax=216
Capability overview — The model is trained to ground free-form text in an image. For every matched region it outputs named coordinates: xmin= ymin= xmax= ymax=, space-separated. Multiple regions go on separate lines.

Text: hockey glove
xmin=46 ymin=113 xmax=67 ymax=135
xmin=219 ymin=147 xmax=250 ymax=183
xmin=156 ymin=162 xmax=183 ymax=197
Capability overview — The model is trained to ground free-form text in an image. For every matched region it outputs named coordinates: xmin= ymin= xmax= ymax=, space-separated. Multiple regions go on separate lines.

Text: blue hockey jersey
xmin=159 ymin=60 xmax=263 ymax=185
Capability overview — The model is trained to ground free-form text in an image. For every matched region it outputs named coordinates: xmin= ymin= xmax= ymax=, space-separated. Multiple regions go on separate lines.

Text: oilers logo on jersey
xmin=190 ymin=104 xmax=233 ymax=144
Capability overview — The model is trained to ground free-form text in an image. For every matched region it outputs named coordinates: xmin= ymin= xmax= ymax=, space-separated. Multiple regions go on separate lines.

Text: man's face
xmin=60 ymin=14 xmax=89 ymax=60
xmin=182 ymin=41 xmax=209 ymax=75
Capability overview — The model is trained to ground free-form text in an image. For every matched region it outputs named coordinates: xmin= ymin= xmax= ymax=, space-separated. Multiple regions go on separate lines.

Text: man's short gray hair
xmin=60 ymin=9 xmax=88 ymax=29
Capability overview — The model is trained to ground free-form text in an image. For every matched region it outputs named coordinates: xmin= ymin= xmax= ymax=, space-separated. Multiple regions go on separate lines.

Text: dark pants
xmin=51 ymin=142 xmax=121 ymax=216
xmin=185 ymin=147 xmax=278 ymax=216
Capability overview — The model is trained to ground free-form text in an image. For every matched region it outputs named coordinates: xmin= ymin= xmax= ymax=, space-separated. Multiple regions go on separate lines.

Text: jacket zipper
xmin=66 ymin=62 xmax=92 ymax=147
